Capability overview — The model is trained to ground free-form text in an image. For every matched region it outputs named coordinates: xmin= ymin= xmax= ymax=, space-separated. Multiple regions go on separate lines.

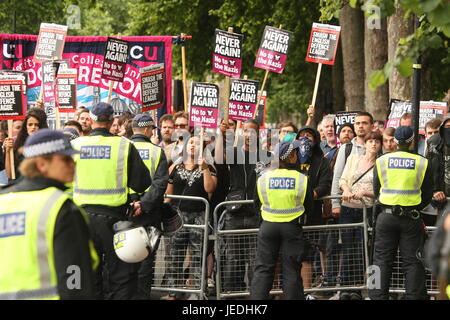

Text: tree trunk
xmin=387 ymin=5 xmax=414 ymax=101
xmin=339 ymin=3 xmax=365 ymax=111
xmin=332 ymin=44 xmax=345 ymax=112
xmin=420 ymin=49 xmax=432 ymax=101
xmin=365 ymin=16 xmax=389 ymax=120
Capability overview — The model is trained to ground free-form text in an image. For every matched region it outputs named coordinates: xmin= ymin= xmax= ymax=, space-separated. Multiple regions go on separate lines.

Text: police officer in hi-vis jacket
xmin=369 ymin=126 xmax=433 ymax=300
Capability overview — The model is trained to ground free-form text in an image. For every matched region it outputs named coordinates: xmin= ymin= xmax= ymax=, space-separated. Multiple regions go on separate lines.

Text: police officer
xmin=0 ymin=129 xmax=98 ymax=299
xmin=129 ymin=114 xmax=169 ymax=299
xmin=369 ymin=126 xmax=433 ymax=300
xmin=250 ymin=140 xmax=313 ymax=300
xmin=72 ymin=103 xmax=151 ymax=300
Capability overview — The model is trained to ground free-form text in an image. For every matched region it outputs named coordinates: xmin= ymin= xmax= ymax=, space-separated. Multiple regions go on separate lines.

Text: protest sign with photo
xmin=42 ymin=59 xmax=70 ymax=103
xmin=334 ymin=111 xmax=359 ymax=135
xmin=255 ymin=90 xmax=267 ymax=128
xmin=305 ymin=23 xmax=341 ymax=65
xmin=34 ymin=23 xmax=68 ymax=63
xmin=189 ymin=82 xmax=219 ymax=129
xmin=56 ymin=68 xmax=77 ymax=112
xmin=0 ymin=73 xmax=26 ymax=120
xmin=101 ymin=37 xmax=129 ymax=82
xmin=212 ymin=29 xmax=243 ymax=78
xmin=254 ymin=26 xmax=293 ymax=74
xmin=228 ymin=79 xmax=259 ymax=122
xmin=0 ymin=34 xmax=173 ymax=114
xmin=140 ymin=63 xmax=165 ymax=112
xmin=386 ymin=99 xmax=448 ymax=135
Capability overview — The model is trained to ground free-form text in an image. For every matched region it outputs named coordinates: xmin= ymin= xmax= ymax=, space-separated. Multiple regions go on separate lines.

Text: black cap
xmin=275 ymin=140 xmax=301 ymax=160
xmin=90 ymin=102 xmax=114 ymax=122
xmin=394 ymin=126 xmax=414 ymax=145
xmin=132 ymin=114 xmax=155 ymax=128
xmin=23 ymin=129 xmax=80 ymax=158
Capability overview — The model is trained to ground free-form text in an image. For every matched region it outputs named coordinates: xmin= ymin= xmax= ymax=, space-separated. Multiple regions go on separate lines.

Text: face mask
xmin=298 ymin=137 xmax=313 ymax=164
xmin=443 ymin=127 xmax=450 ymax=147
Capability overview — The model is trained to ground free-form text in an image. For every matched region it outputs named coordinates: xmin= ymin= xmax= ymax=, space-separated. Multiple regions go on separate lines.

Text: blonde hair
xmin=19 ymin=154 xmax=53 ymax=178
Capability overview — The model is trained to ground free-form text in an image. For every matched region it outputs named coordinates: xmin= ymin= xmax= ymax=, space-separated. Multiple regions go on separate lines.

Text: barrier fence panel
xmin=213 ymin=196 xmax=370 ymax=300
xmin=389 ymin=226 xmax=439 ymax=296
xmin=151 ymin=195 xmax=210 ymax=300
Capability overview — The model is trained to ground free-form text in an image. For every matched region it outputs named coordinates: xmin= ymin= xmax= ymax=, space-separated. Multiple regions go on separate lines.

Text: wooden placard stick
xmin=199 ymin=127 xmax=205 ymax=160
xmin=7 ymin=120 xmax=15 ymax=180
xmin=311 ymin=62 xmax=322 ymax=107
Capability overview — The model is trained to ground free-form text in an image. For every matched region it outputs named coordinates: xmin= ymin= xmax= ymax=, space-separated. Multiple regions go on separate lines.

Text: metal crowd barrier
xmin=151 ymin=194 xmax=210 ymax=300
xmin=212 ymin=195 xmax=371 ymax=299
xmin=389 ymin=226 xmax=439 ymax=296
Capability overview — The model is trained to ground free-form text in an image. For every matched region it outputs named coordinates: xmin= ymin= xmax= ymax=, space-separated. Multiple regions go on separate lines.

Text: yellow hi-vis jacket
xmin=129 ymin=141 xmax=162 ymax=195
xmin=257 ymin=168 xmax=308 ymax=223
xmin=0 ymin=187 xmax=98 ymax=299
xmin=72 ymin=135 xmax=130 ymax=207
xmin=376 ymin=151 xmax=428 ymax=207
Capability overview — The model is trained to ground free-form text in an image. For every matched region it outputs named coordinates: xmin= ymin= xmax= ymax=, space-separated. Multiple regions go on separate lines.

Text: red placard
xmin=228 ymin=79 xmax=259 ymax=122
xmin=212 ymin=29 xmax=243 ymax=78
xmin=189 ymin=82 xmax=219 ymax=129
xmin=305 ymin=23 xmax=341 ymax=65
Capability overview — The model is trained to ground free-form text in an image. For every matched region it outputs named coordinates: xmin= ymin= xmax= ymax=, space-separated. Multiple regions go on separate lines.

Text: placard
xmin=34 ymin=23 xmax=68 ymax=62
xmin=56 ymin=68 xmax=77 ymax=112
xmin=101 ymin=37 xmax=129 ymax=82
xmin=189 ymin=82 xmax=219 ymax=129
xmin=305 ymin=23 xmax=341 ymax=65
xmin=334 ymin=111 xmax=359 ymax=135
xmin=0 ymin=73 xmax=26 ymax=120
xmin=212 ymin=29 xmax=243 ymax=78
xmin=42 ymin=59 xmax=70 ymax=103
xmin=228 ymin=79 xmax=259 ymax=122
xmin=140 ymin=63 xmax=165 ymax=112
xmin=386 ymin=99 xmax=448 ymax=135
xmin=254 ymin=26 xmax=293 ymax=74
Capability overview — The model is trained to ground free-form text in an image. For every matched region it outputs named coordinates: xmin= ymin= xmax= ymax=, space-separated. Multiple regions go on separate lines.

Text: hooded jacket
xmin=426 ymin=115 xmax=450 ymax=198
xmin=296 ymin=126 xmax=332 ymax=225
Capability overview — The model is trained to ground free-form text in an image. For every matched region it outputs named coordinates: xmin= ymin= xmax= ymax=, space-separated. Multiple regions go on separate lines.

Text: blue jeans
xmin=339 ymin=206 xmax=367 ymax=287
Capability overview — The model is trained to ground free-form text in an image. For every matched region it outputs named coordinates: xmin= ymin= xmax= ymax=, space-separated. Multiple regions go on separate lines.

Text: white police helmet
xmin=113 ymin=222 xmax=151 ymax=263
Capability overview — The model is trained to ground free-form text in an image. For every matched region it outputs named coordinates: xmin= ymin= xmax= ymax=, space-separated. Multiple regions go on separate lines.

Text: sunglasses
xmin=175 ymin=124 xmax=187 ymax=129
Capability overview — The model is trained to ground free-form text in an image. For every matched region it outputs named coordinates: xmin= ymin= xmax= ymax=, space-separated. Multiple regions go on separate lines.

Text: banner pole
xmin=253 ymin=70 xmax=269 ymax=119
xmin=7 ymin=120 xmax=15 ymax=180
xmin=223 ymin=27 xmax=234 ymax=123
xmin=181 ymin=33 xmax=189 ymax=113
xmin=311 ymin=62 xmax=322 ymax=107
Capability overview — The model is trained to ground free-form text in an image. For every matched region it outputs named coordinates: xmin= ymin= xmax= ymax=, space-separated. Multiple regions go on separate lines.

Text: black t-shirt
xmin=168 ymin=163 xmax=217 ymax=212
xmin=444 ymin=144 xmax=450 ymax=196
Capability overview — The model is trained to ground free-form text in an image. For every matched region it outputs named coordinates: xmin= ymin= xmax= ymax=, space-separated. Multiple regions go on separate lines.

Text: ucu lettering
xmin=80 ymin=146 xmax=111 ymax=159
xmin=269 ymin=177 xmax=296 ymax=189
xmin=388 ymin=157 xmax=416 ymax=170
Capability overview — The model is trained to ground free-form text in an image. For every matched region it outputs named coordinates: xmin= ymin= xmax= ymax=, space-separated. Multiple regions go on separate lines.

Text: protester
xmin=64 ymin=120 xmax=82 ymax=136
xmin=72 ymin=102 xmax=151 ymax=300
xmin=117 ymin=112 xmax=134 ymax=139
xmin=250 ymin=140 xmax=313 ymax=300
xmin=399 ymin=112 xmax=426 ymax=153
xmin=278 ymin=120 xmax=298 ymax=142
xmin=338 ymin=131 xmax=382 ymax=300
xmin=426 ymin=115 xmax=450 ymax=217
xmin=164 ymin=135 xmax=217 ymax=300
xmin=331 ymin=111 xmax=374 ymax=218
xmin=109 ymin=116 xmax=121 ymax=135
xmin=166 ymin=111 xmax=190 ymax=165
xmin=382 ymin=127 xmax=396 ymax=154
xmin=319 ymin=114 xmax=337 ymax=155
xmin=295 ymin=125 xmax=332 ymax=298
xmin=422 ymin=118 xmax=442 ymax=156
xmin=3 ymin=112 xmax=47 ymax=180
xmin=157 ymin=114 xmax=175 ymax=159
xmin=373 ymin=120 xmax=385 ymax=134
xmin=0 ymin=129 xmax=98 ymax=299
xmin=76 ymin=109 xmax=92 ymax=136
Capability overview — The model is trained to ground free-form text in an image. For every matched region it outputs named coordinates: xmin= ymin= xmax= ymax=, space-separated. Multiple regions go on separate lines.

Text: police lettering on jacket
xmin=80 ymin=146 xmax=112 ymax=159
xmin=137 ymin=149 xmax=150 ymax=160
xmin=0 ymin=212 xmax=26 ymax=238
xmin=269 ymin=177 xmax=296 ymax=189
xmin=388 ymin=157 xmax=416 ymax=170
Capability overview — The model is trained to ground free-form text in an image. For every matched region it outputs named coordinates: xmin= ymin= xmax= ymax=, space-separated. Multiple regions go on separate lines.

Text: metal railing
xmin=151 ymin=194 xmax=210 ymax=300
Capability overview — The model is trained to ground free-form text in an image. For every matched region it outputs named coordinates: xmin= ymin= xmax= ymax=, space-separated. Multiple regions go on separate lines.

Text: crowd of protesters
xmin=1 ymin=100 xmax=449 ymax=301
